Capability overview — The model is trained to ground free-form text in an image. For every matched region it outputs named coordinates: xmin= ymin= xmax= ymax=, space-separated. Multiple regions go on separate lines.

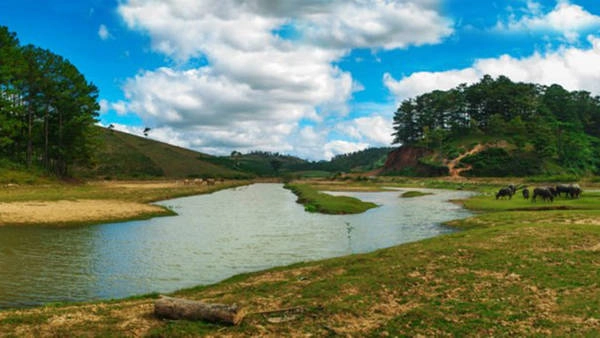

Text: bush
xmin=460 ymin=148 xmax=542 ymax=177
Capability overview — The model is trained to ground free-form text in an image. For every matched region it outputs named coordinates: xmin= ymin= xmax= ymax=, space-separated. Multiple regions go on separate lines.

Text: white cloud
xmin=298 ymin=1 xmax=453 ymax=50
xmin=99 ymin=99 xmax=129 ymax=116
xmin=496 ymin=0 xmax=600 ymax=42
xmin=384 ymin=69 xmax=479 ymax=102
xmin=385 ymin=35 xmax=600 ymax=101
xmin=98 ymin=24 xmax=111 ymax=40
xmin=336 ymin=115 xmax=395 ymax=146
xmin=118 ymin=0 xmax=453 ymax=60
xmin=111 ymin=101 xmax=128 ymax=115
xmin=114 ymin=0 xmax=453 ymax=159
xmin=98 ymin=99 xmax=109 ymax=114
xmin=324 ymin=140 xmax=370 ymax=160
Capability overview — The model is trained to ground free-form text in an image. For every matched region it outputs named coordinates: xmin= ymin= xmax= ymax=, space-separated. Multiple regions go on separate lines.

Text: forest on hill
xmin=202 ymin=147 xmax=393 ymax=177
xmin=392 ymin=75 xmax=600 ymax=176
xmin=0 ymin=26 xmax=99 ymax=177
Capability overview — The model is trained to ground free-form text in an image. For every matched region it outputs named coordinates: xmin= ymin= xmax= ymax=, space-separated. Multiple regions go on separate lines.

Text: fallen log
xmin=154 ymin=296 xmax=244 ymax=325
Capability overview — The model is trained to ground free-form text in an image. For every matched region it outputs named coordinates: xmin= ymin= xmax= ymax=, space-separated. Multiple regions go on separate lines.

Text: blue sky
xmin=1 ymin=0 xmax=600 ymax=160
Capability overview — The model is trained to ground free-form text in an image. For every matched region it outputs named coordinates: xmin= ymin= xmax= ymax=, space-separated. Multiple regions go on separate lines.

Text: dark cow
xmin=522 ymin=188 xmax=530 ymax=199
xmin=532 ymin=187 xmax=554 ymax=202
xmin=570 ymin=184 xmax=582 ymax=198
xmin=508 ymin=184 xmax=517 ymax=195
xmin=496 ymin=187 xmax=513 ymax=200
xmin=556 ymin=184 xmax=582 ymax=199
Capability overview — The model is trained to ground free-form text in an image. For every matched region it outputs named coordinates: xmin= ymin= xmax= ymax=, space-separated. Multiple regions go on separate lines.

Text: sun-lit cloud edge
xmin=385 ymin=35 xmax=600 ymax=103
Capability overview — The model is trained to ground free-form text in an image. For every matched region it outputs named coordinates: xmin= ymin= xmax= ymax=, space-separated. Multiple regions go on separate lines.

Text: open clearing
xmin=0 ymin=199 xmax=167 ymax=226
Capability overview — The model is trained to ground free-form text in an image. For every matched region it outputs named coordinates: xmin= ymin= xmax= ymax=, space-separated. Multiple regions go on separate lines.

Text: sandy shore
xmin=0 ymin=199 xmax=168 ymax=226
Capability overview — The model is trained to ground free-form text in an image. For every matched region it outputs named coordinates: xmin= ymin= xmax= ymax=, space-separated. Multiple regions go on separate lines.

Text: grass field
xmin=1 ymin=179 xmax=600 ymax=336
xmin=284 ymin=182 xmax=378 ymax=214
xmin=400 ymin=190 xmax=434 ymax=198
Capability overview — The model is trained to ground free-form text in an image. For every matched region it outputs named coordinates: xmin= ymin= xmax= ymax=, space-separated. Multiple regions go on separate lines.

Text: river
xmin=0 ymin=183 xmax=473 ymax=308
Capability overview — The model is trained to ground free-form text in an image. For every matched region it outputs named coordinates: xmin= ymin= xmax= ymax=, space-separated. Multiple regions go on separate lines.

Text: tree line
xmin=392 ymin=75 xmax=600 ymax=173
xmin=0 ymin=26 xmax=99 ymax=176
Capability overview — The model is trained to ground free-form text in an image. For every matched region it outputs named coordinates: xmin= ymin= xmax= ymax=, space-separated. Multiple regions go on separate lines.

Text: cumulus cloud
xmin=113 ymin=0 xmax=453 ymax=159
xmin=99 ymin=99 xmax=129 ymax=116
xmin=98 ymin=24 xmax=111 ymax=40
xmin=118 ymin=0 xmax=453 ymax=60
xmin=496 ymin=0 xmax=600 ymax=42
xmin=296 ymin=1 xmax=453 ymax=50
xmin=324 ymin=140 xmax=370 ymax=160
xmin=336 ymin=115 xmax=394 ymax=146
xmin=385 ymin=35 xmax=600 ymax=102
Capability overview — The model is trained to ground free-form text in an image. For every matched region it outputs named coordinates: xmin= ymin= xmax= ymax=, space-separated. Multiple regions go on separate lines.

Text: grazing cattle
xmin=522 ymin=188 xmax=530 ymax=199
xmin=555 ymin=184 xmax=570 ymax=198
xmin=567 ymin=184 xmax=582 ymax=198
xmin=532 ymin=187 xmax=554 ymax=202
xmin=496 ymin=187 xmax=513 ymax=200
xmin=556 ymin=183 xmax=582 ymax=199
xmin=508 ymin=184 xmax=517 ymax=195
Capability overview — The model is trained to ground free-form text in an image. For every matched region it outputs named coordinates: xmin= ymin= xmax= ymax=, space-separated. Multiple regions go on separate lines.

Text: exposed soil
xmin=380 ymin=144 xmax=488 ymax=178
xmin=380 ymin=146 xmax=442 ymax=176
xmin=446 ymin=144 xmax=486 ymax=178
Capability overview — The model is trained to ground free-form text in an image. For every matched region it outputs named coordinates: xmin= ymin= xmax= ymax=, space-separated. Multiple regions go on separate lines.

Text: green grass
xmin=0 ymin=180 xmax=250 ymax=204
xmin=460 ymin=188 xmax=600 ymax=212
xmin=400 ymin=190 xmax=433 ymax=198
xmin=284 ymin=183 xmax=378 ymax=214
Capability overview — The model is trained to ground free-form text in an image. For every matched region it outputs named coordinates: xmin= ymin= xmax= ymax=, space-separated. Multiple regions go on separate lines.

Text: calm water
xmin=0 ymin=183 xmax=473 ymax=308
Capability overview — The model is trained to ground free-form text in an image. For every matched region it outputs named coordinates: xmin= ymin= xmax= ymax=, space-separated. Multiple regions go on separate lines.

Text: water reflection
xmin=0 ymin=184 xmax=473 ymax=308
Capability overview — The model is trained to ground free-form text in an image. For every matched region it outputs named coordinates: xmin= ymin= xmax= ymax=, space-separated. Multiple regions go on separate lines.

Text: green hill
xmin=387 ymin=75 xmax=600 ymax=178
xmin=73 ymin=127 xmax=251 ymax=179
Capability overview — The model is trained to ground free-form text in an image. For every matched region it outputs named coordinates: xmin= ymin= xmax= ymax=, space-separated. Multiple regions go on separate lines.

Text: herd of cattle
xmin=495 ymin=183 xmax=582 ymax=202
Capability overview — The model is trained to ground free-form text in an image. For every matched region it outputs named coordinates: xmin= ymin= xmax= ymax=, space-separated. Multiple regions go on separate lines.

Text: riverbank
xmin=1 ymin=179 xmax=600 ymax=336
xmin=0 ymin=180 xmax=250 ymax=226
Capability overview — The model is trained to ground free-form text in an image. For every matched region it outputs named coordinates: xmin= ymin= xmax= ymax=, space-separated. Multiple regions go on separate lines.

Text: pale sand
xmin=0 ymin=199 xmax=167 ymax=226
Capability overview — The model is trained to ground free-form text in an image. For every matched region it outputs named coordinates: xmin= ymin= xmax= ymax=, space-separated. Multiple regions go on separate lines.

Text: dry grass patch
xmin=0 ymin=200 xmax=169 ymax=226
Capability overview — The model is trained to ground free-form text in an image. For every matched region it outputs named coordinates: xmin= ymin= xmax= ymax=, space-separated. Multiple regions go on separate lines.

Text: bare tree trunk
xmin=154 ymin=296 xmax=244 ymax=325
xmin=44 ymin=105 xmax=49 ymax=170
xmin=26 ymin=105 xmax=32 ymax=168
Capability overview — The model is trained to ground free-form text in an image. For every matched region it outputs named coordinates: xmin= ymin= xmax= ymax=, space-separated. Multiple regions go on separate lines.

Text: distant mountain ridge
xmin=74 ymin=127 xmax=392 ymax=179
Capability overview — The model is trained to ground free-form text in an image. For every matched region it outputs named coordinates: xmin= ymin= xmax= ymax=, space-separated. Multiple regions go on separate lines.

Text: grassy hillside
xmin=73 ymin=127 xmax=251 ymax=179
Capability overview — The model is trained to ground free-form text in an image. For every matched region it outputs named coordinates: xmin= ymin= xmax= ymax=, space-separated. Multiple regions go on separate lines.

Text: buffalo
xmin=522 ymin=188 xmax=530 ymax=199
xmin=496 ymin=187 xmax=513 ymax=200
xmin=555 ymin=184 xmax=582 ymax=199
xmin=532 ymin=187 xmax=554 ymax=202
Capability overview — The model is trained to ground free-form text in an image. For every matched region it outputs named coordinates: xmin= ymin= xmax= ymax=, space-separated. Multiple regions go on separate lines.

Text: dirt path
xmin=446 ymin=144 xmax=486 ymax=178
